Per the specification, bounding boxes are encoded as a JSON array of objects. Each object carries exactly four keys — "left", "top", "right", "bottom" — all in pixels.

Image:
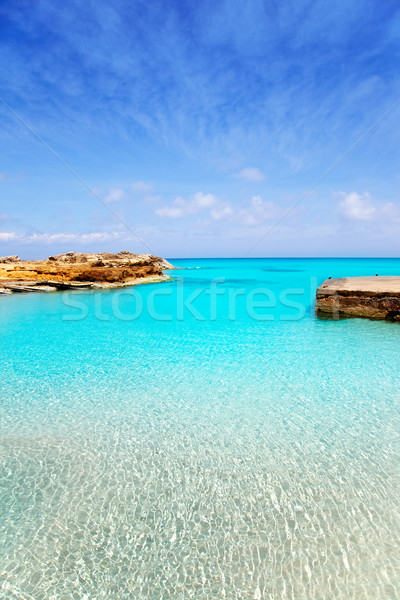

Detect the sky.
[{"left": 0, "top": 0, "right": 400, "bottom": 258}]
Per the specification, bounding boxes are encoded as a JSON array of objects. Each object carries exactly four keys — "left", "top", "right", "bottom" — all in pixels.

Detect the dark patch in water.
[
  {"left": 226, "top": 279, "right": 275, "bottom": 286},
  {"left": 179, "top": 277, "right": 276, "bottom": 287},
  {"left": 180, "top": 278, "right": 218, "bottom": 286},
  {"left": 262, "top": 268, "right": 304, "bottom": 273}
]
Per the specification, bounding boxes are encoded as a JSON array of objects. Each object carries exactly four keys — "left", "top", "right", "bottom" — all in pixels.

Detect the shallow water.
[{"left": 1, "top": 258, "right": 399, "bottom": 599}]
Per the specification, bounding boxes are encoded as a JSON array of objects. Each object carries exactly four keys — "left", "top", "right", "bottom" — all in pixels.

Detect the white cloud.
[
  {"left": 0, "top": 231, "right": 126, "bottom": 244},
  {"left": 0, "top": 232, "right": 19, "bottom": 241},
  {"left": 339, "top": 192, "right": 376, "bottom": 220},
  {"left": 236, "top": 167, "right": 266, "bottom": 182},
  {"left": 380, "top": 202, "right": 400, "bottom": 222},
  {"left": 239, "top": 195, "right": 280, "bottom": 226},
  {"left": 156, "top": 192, "right": 279, "bottom": 226},
  {"left": 190, "top": 192, "right": 218, "bottom": 210},
  {"left": 155, "top": 206, "right": 184, "bottom": 218},
  {"left": 104, "top": 188, "right": 126, "bottom": 203},
  {"left": 210, "top": 203, "right": 233, "bottom": 220},
  {"left": 131, "top": 181, "right": 153, "bottom": 194},
  {"left": 102, "top": 182, "right": 154, "bottom": 203},
  {"left": 155, "top": 192, "right": 220, "bottom": 218},
  {"left": 250, "top": 195, "right": 263, "bottom": 207}
]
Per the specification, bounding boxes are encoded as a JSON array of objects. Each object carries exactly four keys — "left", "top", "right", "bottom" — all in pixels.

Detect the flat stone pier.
[{"left": 316, "top": 276, "right": 400, "bottom": 320}]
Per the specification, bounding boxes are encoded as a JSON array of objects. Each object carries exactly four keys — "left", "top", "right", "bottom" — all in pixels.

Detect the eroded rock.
[
  {"left": 0, "top": 251, "right": 175, "bottom": 293},
  {"left": 0, "top": 255, "right": 20, "bottom": 263},
  {"left": 316, "top": 276, "right": 400, "bottom": 320}
]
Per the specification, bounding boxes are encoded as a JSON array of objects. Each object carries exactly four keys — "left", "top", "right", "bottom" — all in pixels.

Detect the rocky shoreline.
[
  {"left": 0, "top": 251, "right": 175, "bottom": 294},
  {"left": 316, "top": 276, "right": 400, "bottom": 320}
]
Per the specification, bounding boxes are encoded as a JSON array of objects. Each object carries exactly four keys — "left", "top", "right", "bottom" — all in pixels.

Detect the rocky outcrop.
[
  {"left": 0, "top": 255, "right": 20, "bottom": 264},
  {"left": 0, "top": 251, "right": 174, "bottom": 294},
  {"left": 316, "top": 276, "right": 400, "bottom": 320}
]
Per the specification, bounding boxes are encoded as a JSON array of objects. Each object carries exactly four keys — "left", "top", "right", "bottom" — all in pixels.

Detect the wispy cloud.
[
  {"left": 339, "top": 192, "right": 376, "bottom": 221},
  {"left": 0, "top": 232, "right": 19, "bottom": 241},
  {"left": 236, "top": 167, "right": 266, "bottom": 182},
  {"left": 2, "top": 0, "right": 399, "bottom": 169},
  {"left": 155, "top": 192, "right": 221, "bottom": 218},
  {"left": 155, "top": 206, "right": 184, "bottom": 218},
  {"left": 1, "top": 2, "right": 400, "bottom": 256},
  {"left": 238, "top": 195, "right": 281, "bottom": 226},
  {"left": 130, "top": 181, "right": 153, "bottom": 194},
  {"left": 101, "top": 181, "right": 155, "bottom": 202},
  {"left": 210, "top": 203, "right": 233, "bottom": 220},
  {"left": 0, "top": 213, "right": 10, "bottom": 224},
  {"left": 104, "top": 188, "right": 126, "bottom": 203},
  {"left": 0, "top": 231, "right": 127, "bottom": 244},
  {"left": 338, "top": 191, "right": 400, "bottom": 225}
]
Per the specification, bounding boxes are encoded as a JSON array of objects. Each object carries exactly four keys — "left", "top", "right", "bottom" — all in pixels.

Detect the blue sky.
[{"left": 0, "top": 0, "right": 400, "bottom": 258}]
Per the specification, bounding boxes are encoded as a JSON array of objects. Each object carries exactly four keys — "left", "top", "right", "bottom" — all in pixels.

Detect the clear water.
[{"left": 0, "top": 258, "right": 399, "bottom": 599}]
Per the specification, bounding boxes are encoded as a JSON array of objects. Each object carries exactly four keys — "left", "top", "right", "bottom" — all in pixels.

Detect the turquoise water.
[{"left": 1, "top": 258, "right": 399, "bottom": 599}]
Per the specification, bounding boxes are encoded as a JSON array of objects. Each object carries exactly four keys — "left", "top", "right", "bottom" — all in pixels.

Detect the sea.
[{"left": 1, "top": 258, "right": 399, "bottom": 599}]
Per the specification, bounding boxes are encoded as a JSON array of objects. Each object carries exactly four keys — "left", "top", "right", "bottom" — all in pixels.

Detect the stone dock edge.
[{"left": 315, "top": 276, "right": 400, "bottom": 320}]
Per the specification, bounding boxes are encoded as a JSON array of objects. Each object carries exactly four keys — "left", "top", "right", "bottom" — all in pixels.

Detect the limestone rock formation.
[
  {"left": 0, "top": 251, "right": 174, "bottom": 294},
  {"left": 0, "top": 255, "right": 20, "bottom": 263}
]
